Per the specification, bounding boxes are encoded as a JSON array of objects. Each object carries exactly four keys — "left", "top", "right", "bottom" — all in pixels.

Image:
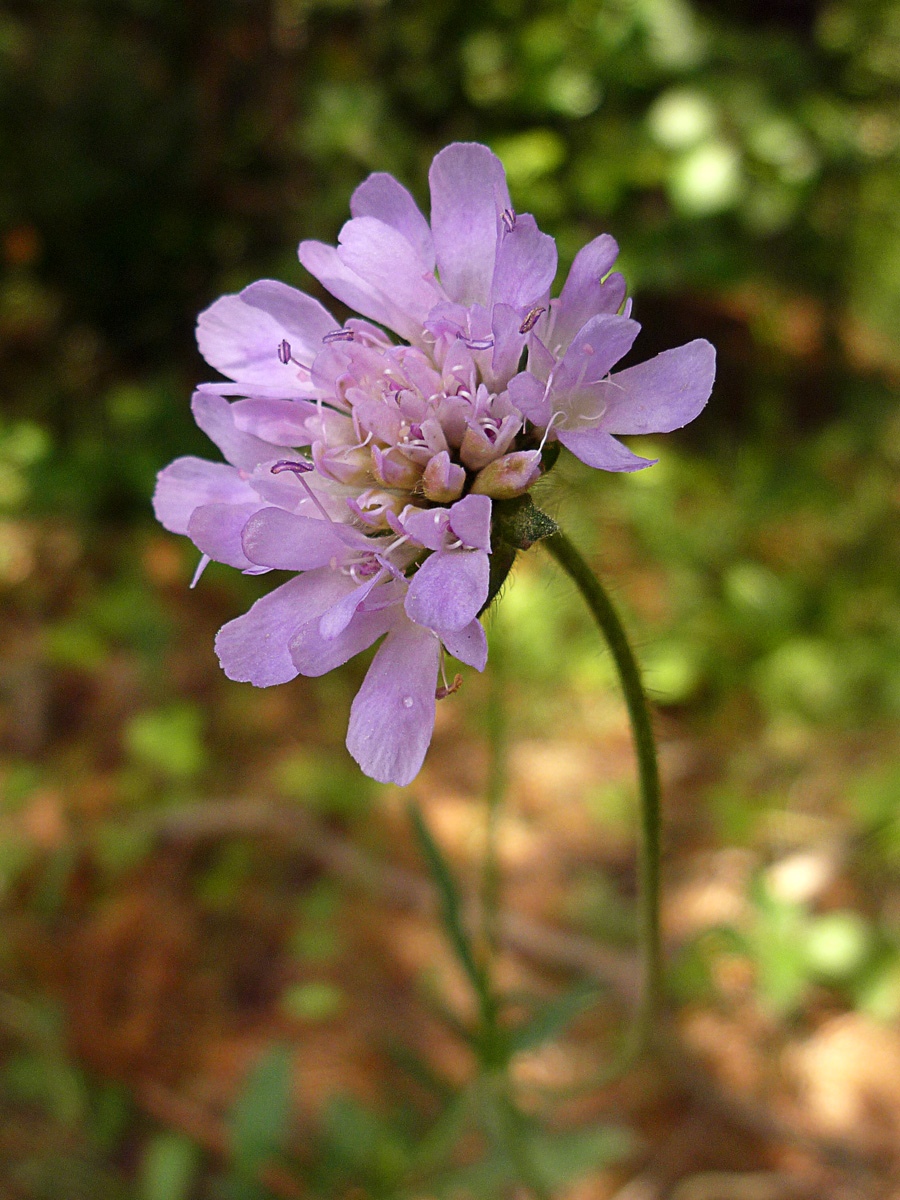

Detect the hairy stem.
[{"left": 544, "top": 530, "right": 663, "bottom": 1044}]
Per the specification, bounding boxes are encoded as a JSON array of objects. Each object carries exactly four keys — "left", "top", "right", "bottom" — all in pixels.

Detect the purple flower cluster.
[{"left": 154, "top": 143, "right": 715, "bottom": 785}]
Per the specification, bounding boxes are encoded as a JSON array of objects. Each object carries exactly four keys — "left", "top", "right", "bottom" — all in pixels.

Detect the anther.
[
  {"left": 519, "top": 306, "right": 545, "bottom": 335},
  {"left": 501, "top": 208, "right": 516, "bottom": 233},
  {"left": 436, "top": 673, "right": 463, "bottom": 700},
  {"left": 323, "top": 328, "right": 354, "bottom": 344},
  {"left": 270, "top": 458, "right": 314, "bottom": 476},
  {"left": 462, "top": 335, "right": 494, "bottom": 351},
  {"left": 275, "top": 340, "right": 312, "bottom": 373}
]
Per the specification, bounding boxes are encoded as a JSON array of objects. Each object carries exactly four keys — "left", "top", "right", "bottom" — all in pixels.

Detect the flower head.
[{"left": 154, "top": 143, "right": 715, "bottom": 785}]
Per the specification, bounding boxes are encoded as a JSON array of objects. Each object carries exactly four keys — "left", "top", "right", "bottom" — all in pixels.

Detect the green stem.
[{"left": 544, "top": 530, "right": 663, "bottom": 1045}]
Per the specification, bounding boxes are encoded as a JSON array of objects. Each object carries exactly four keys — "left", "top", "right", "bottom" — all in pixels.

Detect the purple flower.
[{"left": 153, "top": 142, "right": 715, "bottom": 785}]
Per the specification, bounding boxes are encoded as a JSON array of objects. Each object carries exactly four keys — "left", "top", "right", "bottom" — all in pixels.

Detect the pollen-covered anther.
[
  {"left": 270, "top": 457, "right": 314, "bottom": 476},
  {"left": 519, "top": 306, "right": 545, "bottom": 335},
  {"left": 323, "top": 328, "right": 354, "bottom": 344},
  {"left": 436, "top": 673, "right": 463, "bottom": 700},
  {"left": 471, "top": 450, "right": 542, "bottom": 499},
  {"left": 422, "top": 450, "right": 466, "bottom": 503}
]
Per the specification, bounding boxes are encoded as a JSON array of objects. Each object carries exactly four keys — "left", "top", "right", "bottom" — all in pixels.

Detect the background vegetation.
[{"left": 4, "top": 0, "right": 900, "bottom": 1195}]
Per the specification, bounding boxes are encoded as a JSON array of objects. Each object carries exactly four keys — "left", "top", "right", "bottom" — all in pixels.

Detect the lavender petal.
[{"left": 346, "top": 621, "right": 441, "bottom": 786}]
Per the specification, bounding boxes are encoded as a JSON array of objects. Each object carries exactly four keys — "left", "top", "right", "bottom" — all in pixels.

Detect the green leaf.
[
  {"left": 804, "top": 911, "right": 872, "bottom": 981},
  {"left": 529, "top": 1125, "right": 635, "bottom": 1187},
  {"left": 509, "top": 983, "right": 598, "bottom": 1055},
  {"left": 229, "top": 1044, "right": 294, "bottom": 1176},
  {"left": 408, "top": 1087, "right": 474, "bottom": 1177},
  {"left": 320, "top": 1096, "right": 411, "bottom": 1185},
  {"left": 280, "top": 981, "right": 344, "bottom": 1022},
  {"left": 139, "top": 1133, "right": 200, "bottom": 1200},
  {"left": 124, "top": 704, "right": 206, "bottom": 780}
]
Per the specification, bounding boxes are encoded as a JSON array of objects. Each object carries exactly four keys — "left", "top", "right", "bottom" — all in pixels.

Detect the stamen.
[
  {"left": 270, "top": 458, "right": 314, "bottom": 475},
  {"left": 461, "top": 335, "right": 494, "bottom": 351},
  {"left": 323, "top": 328, "right": 354, "bottom": 344},
  {"left": 436, "top": 674, "right": 463, "bottom": 700},
  {"left": 573, "top": 342, "right": 596, "bottom": 393},
  {"left": 519, "top": 306, "right": 545, "bottom": 335},
  {"left": 538, "top": 410, "right": 566, "bottom": 452},
  {"left": 344, "top": 554, "right": 382, "bottom": 582},
  {"left": 276, "top": 339, "right": 313, "bottom": 373},
  {"left": 271, "top": 460, "right": 338, "bottom": 524},
  {"left": 501, "top": 208, "right": 516, "bottom": 233},
  {"left": 477, "top": 415, "right": 502, "bottom": 441}
]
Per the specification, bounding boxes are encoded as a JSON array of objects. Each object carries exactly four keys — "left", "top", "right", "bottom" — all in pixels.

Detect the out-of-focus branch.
[{"left": 147, "top": 797, "right": 642, "bottom": 1002}]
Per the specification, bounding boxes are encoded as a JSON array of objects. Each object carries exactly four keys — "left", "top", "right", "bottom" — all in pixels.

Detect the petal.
[
  {"left": 346, "top": 620, "right": 441, "bottom": 785},
  {"left": 551, "top": 234, "right": 623, "bottom": 350},
  {"left": 557, "top": 427, "right": 657, "bottom": 472},
  {"left": 196, "top": 380, "right": 320, "bottom": 399},
  {"left": 196, "top": 283, "right": 331, "bottom": 387},
  {"left": 441, "top": 619, "right": 487, "bottom": 670},
  {"left": 487, "top": 303, "right": 526, "bottom": 391},
  {"left": 214, "top": 569, "right": 351, "bottom": 687},
  {"left": 241, "top": 506, "right": 355, "bottom": 570},
  {"left": 188, "top": 501, "right": 263, "bottom": 569},
  {"left": 429, "top": 143, "right": 511, "bottom": 307},
  {"left": 290, "top": 597, "right": 395, "bottom": 677},
  {"left": 318, "top": 573, "right": 383, "bottom": 641},
  {"left": 507, "top": 371, "right": 551, "bottom": 426},
  {"left": 231, "top": 398, "right": 318, "bottom": 445},
  {"left": 298, "top": 239, "right": 421, "bottom": 343},
  {"left": 600, "top": 339, "right": 716, "bottom": 435},
  {"left": 350, "top": 172, "right": 435, "bottom": 271},
  {"left": 554, "top": 314, "right": 640, "bottom": 393},
  {"left": 400, "top": 505, "right": 450, "bottom": 552},
  {"left": 240, "top": 279, "right": 336, "bottom": 356},
  {"left": 405, "top": 547, "right": 489, "bottom": 632},
  {"left": 152, "top": 456, "right": 257, "bottom": 535},
  {"left": 337, "top": 216, "right": 443, "bottom": 326},
  {"left": 448, "top": 493, "right": 491, "bottom": 551},
  {"left": 491, "top": 213, "right": 557, "bottom": 311},
  {"left": 191, "top": 391, "right": 287, "bottom": 470}
]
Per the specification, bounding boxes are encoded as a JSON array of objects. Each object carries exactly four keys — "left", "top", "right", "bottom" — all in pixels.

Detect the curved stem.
[{"left": 544, "top": 530, "right": 663, "bottom": 1045}]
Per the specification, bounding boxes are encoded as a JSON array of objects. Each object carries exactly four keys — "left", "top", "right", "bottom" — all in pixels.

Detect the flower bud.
[
  {"left": 458, "top": 415, "right": 520, "bottom": 471},
  {"left": 422, "top": 451, "right": 466, "bottom": 502},
  {"left": 371, "top": 445, "right": 422, "bottom": 490},
  {"left": 470, "top": 450, "right": 541, "bottom": 499},
  {"left": 312, "top": 441, "right": 372, "bottom": 486}
]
